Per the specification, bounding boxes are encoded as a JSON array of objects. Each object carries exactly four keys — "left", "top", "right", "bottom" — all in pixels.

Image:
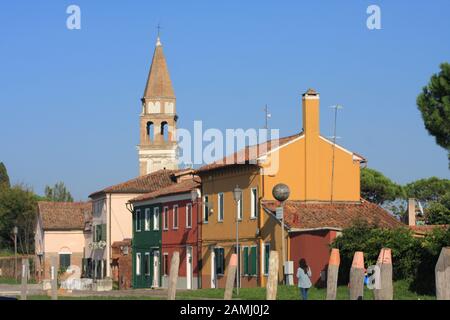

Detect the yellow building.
[{"left": 196, "top": 89, "right": 401, "bottom": 288}]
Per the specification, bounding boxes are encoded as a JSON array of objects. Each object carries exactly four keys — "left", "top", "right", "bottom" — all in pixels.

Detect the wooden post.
[
  {"left": 224, "top": 254, "right": 238, "bottom": 300},
  {"left": 167, "top": 251, "right": 180, "bottom": 300},
  {"left": 374, "top": 248, "right": 393, "bottom": 300},
  {"left": 266, "top": 250, "right": 279, "bottom": 300},
  {"left": 326, "top": 248, "right": 340, "bottom": 300},
  {"left": 435, "top": 247, "right": 450, "bottom": 300},
  {"left": 349, "top": 251, "right": 364, "bottom": 300},
  {"left": 51, "top": 256, "right": 58, "bottom": 300},
  {"left": 20, "top": 258, "right": 29, "bottom": 300}
]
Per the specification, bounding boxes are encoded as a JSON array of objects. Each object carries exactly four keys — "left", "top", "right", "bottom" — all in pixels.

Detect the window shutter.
[
  {"left": 243, "top": 247, "right": 248, "bottom": 275},
  {"left": 250, "top": 247, "right": 257, "bottom": 276},
  {"left": 101, "top": 224, "right": 107, "bottom": 241},
  {"left": 265, "top": 245, "right": 270, "bottom": 275}
]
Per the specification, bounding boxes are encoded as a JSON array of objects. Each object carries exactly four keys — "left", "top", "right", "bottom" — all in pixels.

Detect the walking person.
[{"left": 297, "top": 259, "right": 312, "bottom": 300}]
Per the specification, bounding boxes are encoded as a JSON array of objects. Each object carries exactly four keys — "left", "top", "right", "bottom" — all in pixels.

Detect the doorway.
[{"left": 152, "top": 250, "right": 160, "bottom": 288}]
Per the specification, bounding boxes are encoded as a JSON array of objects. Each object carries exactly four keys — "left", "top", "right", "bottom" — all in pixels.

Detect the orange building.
[{"left": 196, "top": 89, "right": 402, "bottom": 288}]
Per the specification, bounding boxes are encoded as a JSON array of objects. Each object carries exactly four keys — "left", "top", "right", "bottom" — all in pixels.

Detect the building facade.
[
  {"left": 130, "top": 172, "right": 201, "bottom": 289},
  {"left": 35, "top": 202, "right": 92, "bottom": 282},
  {"left": 87, "top": 169, "right": 179, "bottom": 281}
]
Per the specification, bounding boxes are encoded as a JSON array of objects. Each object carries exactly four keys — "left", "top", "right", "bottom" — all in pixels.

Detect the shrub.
[{"left": 331, "top": 220, "right": 421, "bottom": 285}]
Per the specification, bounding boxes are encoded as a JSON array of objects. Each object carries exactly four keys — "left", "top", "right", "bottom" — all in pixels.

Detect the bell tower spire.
[{"left": 138, "top": 33, "right": 178, "bottom": 176}]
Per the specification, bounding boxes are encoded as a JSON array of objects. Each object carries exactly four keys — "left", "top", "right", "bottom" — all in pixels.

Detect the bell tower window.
[
  {"left": 161, "top": 121, "right": 169, "bottom": 141},
  {"left": 147, "top": 121, "right": 154, "bottom": 142}
]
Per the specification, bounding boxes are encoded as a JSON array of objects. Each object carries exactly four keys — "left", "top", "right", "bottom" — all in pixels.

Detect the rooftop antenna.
[
  {"left": 330, "top": 104, "right": 343, "bottom": 204},
  {"left": 264, "top": 104, "right": 271, "bottom": 130}
]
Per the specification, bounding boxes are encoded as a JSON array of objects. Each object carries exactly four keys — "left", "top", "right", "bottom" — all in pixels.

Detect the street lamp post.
[
  {"left": 233, "top": 185, "right": 242, "bottom": 296},
  {"left": 13, "top": 226, "right": 18, "bottom": 281},
  {"left": 272, "top": 184, "right": 290, "bottom": 284}
]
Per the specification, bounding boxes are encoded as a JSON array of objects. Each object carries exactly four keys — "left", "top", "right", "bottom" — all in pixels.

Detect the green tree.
[
  {"left": 360, "top": 167, "right": 404, "bottom": 205},
  {"left": 405, "top": 177, "right": 450, "bottom": 224},
  {"left": 417, "top": 62, "right": 450, "bottom": 168},
  {"left": 405, "top": 177, "right": 450, "bottom": 202},
  {"left": 44, "top": 181, "right": 73, "bottom": 202},
  {"left": 0, "top": 184, "right": 38, "bottom": 254},
  {"left": 331, "top": 220, "right": 420, "bottom": 284},
  {"left": 0, "top": 162, "right": 10, "bottom": 189}
]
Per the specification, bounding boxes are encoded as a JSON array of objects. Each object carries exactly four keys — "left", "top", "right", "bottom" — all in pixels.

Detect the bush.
[
  {"left": 332, "top": 221, "right": 450, "bottom": 294},
  {"left": 331, "top": 220, "right": 421, "bottom": 284},
  {"left": 411, "top": 227, "right": 450, "bottom": 294}
]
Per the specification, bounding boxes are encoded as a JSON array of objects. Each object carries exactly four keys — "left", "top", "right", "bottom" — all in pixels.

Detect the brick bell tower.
[{"left": 138, "top": 35, "right": 178, "bottom": 175}]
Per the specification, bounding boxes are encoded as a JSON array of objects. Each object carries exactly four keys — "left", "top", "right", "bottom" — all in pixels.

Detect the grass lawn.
[
  {"left": 19, "top": 280, "right": 434, "bottom": 300},
  {"left": 0, "top": 277, "right": 36, "bottom": 285}
]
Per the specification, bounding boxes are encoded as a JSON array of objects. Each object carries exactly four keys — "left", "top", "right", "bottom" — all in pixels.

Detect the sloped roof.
[
  {"left": 89, "top": 169, "right": 179, "bottom": 198},
  {"left": 196, "top": 133, "right": 303, "bottom": 174},
  {"left": 38, "top": 201, "right": 92, "bottom": 231},
  {"left": 143, "top": 37, "right": 175, "bottom": 99},
  {"left": 262, "top": 199, "right": 403, "bottom": 231},
  {"left": 130, "top": 177, "right": 201, "bottom": 203}
]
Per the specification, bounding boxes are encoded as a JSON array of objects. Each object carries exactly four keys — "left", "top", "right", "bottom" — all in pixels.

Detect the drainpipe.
[
  {"left": 106, "top": 193, "right": 112, "bottom": 278},
  {"left": 259, "top": 171, "right": 264, "bottom": 287}
]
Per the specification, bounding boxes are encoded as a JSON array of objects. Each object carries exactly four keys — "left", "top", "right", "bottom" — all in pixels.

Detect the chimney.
[
  {"left": 407, "top": 198, "right": 416, "bottom": 226},
  {"left": 302, "top": 88, "right": 320, "bottom": 137},
  {"left": 303, "top": 89, "right": 320, "bottom": 200}
]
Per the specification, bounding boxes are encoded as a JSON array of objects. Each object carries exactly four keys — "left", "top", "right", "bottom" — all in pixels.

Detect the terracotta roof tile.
[
  {"left": 262, "top": 199, "right": 403, "bottom": 230},
  {"left": 130, "top": 177, "right": 201, "bottom": 203},
  {"left": 89, "top": 169, "right": 180, "bottom": 198},
  {"left": 38, "top": 201, "right": 92, "bottom": 231},
  {"left": 196, "top": 133, "right": 303, "bottom": 173}
]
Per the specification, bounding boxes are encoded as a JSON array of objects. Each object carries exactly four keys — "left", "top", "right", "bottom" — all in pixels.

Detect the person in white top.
[{"left": 296, "top": 259, "right": 312, "bottom": 300}]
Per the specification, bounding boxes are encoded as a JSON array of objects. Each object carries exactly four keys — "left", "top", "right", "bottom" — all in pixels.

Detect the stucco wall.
[{"left": 44, "top": 231, "right": 85, "bottom": 254}]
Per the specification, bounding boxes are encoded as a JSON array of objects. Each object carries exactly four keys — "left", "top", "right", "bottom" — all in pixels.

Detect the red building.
[{"left": 131, "top": 171, "right": 202, "bottom": 289}]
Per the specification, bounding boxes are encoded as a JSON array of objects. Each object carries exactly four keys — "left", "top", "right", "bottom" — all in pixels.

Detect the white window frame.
[
  {"left": 136, "top": 209, "right": 141, "bottom": 232},
  {"left": 203, "top": 195, "right": 209, "bottom": 223},
  {"left": 144, "top": 208, "right": 150, "bottom": 231},
  {"left": 153, "top": 207, "right": 160, "bottom": 231},
  {"left": 136, "top": 252, "right": 141, "bottom": 275},
  {"left": 163, "top": 206, "right": 169, "bottom": 231},
  {"left": 186, "top": 203, "right": 192, "bottom": 228},
  {"left": 173, "top": 205, "right": 179, "bottom": 229},
  {"left": 250, "top": 187, "right": 258, "bottom": 219},
  {"left": 144, "top": 252, "right": 151, "bottom": 275},
  {"left": 218, "top": 193, "right": 224, "bottom": 222}
]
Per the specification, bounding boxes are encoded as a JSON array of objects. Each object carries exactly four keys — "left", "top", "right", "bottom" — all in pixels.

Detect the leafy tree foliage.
[
  {"left": 360, "top": 168, "right": 404, "bottom": 205},
  {"left": 405, "top": 177, "right": 450, "bottom": 202},
  {"left": 0, "top": 162, "right": 10, "bottom": 189},
  {"left": 0, "top": 184, "right": 38, "bottom": 254},
  {"left": 417, "top": 62, "right": 450, "bottom": 167},
  {"left": 331, "top": 220, "right": 420, "bottom": 284},
  {"left": 405, "top": 177, "right": 450, "bottom": 225},
  {"left": 332, "top": 222, "right": 450, "bottom": 294},
  {"left": 44, "top": 181, "right": 73, "bottom": 202}
]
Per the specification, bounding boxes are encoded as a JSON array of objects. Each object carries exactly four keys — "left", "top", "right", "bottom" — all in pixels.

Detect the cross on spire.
[{"left": 157, "top": 23, "right": 162, "bottom": 37}]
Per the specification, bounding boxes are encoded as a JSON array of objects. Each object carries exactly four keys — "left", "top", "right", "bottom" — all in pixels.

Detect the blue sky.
[{"left": 0, "top": 1, "right": 449, "bottom": 200}]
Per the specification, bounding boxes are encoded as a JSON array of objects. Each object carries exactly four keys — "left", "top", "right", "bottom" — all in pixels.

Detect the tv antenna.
[{"left": 330, "top": 104, "right": 343, "bottom": 203}]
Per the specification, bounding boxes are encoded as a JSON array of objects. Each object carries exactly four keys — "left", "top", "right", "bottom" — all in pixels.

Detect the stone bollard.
[
  {"left": 266, "top": 251, "right": 279, "bottom": 300},
  {"left": 224, "top": 254, "right": 238, "bottom": 300},
  {"left": 374, "top": 248, "right": 393, "bottom": 300},
  {"left": 435, "top": 247, "right": 450, "bottom": 300},
  {"left": 20, "top": 258, "right": 29, "bottom": 300},
  {"left": 167, "top": 251, "right": 180, "bottom": 300},
  {"left": 51, "top": 256, "right": 58, "bottom": 300},
  {"left": 349, "top": 251, "right": 364, "bottom": 300},
  {"left": 326, "top": 248, "right": 340, "bottom": 300}
]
